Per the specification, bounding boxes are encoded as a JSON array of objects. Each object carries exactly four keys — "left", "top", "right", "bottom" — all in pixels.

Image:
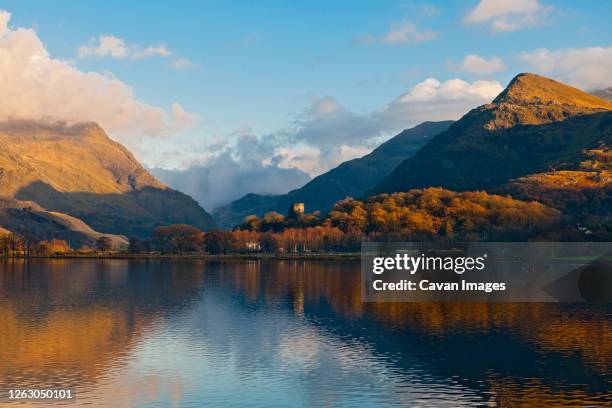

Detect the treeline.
[
  {"left": 0, "top": 233, "right": 72, "bottom": 257},
  {"left": 123, "top": 188, "right": 563, "bottom": 255},
  {"left": 238, "top": 187, "right": 560, "bottom": 240},
  {"left": 0, "top": 188, "right": 566, "bottom": 256},
  {"left": 126, "top": 224, "right": 357, "bottom": 255}
]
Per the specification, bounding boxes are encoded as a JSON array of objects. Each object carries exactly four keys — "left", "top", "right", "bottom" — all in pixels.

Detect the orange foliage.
[{"left": 327, "top": 188, "right": 560, "bottom": 241}]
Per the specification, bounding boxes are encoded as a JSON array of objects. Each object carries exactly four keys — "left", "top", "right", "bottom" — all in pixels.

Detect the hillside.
[
  {"left": 371, "top": 73, "right": 612, "bottom": 195},
  {"left": 0, "top": 198, "right": 127, "bottom": 248},
  {"left": 214, "top": 121, "right": 453, "bottom": 227},
  {"left": 0, "top": 120, "right": 215, "bottom": 237},
  {"left": 500, "top": 148, "right": 612, "bottom": 216}
]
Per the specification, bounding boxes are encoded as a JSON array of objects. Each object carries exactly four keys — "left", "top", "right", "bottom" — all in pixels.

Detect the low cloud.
[
  {"left": 457, "top": 54, "right": 506, "bottom": 74},
  {"left": 0, "top": 10, "right": 197, "bottom": 146},
  {"left": 78, "top": 35, "right": 172, "bottom": 59},
  {"left": 284, "top": 96, "right": 381, "bottom": 150},
  {"left": 520, "top": 46, "right": 612, "bottom": 90},
  {"left": 465, "top": 0, "right": 552, "bottom": 32},
  {"left": 354, "top": 20, "right": 437, "bottom": 45},
  {"left": 152, "top": 134, "right": 311, "bottom": 211}
]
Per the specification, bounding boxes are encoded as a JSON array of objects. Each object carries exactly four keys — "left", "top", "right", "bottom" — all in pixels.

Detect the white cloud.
[
  {"left": 275, "top": 78, "right": 502, "bottom": 176},
  {"left": 458, "top": 54, "right": 506, "bottom": 74},
  {"left": 378, "top": 78, "right": 503, "bottom": 128},
  {"left": 78, "top": 35, "right": 127, "bottom": 58},
  {"left": 170, "top": 102, "right": 200, "bottom": 129},
  {"left": 132, "top": 45, "right": 172, "bottom": 59},
  {"left": 355, "top": 20, "right": 437, "bottom": 45},
  {"left": 466, "top": 0, "right": 552, "bottom": 32},
  {"left": 169, "top": 57, "right": 194, "bottom": 69},
  {"left": 0, "top": 10, "right": 197, "bottom": 143},
  {"left": 395, "top": 78, "right": 502, "bottom": 103},
  {"left": 520, "top": 46, "right": 612, "bottom": 90},
  {"left": 79, "top": 35, "right": 172, "bottom": 59}
]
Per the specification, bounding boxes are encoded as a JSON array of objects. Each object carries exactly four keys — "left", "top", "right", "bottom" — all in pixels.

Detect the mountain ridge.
[{"left": 371, "top": 73, "right": 612, "bottom": 195}]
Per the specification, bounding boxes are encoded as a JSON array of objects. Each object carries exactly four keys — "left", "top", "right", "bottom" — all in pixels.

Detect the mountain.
[
  {"left": 371, "top": 73, "right": 612, "bottom": 195},
  {"left": 0, "top": 120, "right": 215, "bottom": 238},
  {"left": 0, "top": 198, "right": 127, "bottom": 248},
  {"left": 213, "top": 121, "right": 453, "bottom": 227}
]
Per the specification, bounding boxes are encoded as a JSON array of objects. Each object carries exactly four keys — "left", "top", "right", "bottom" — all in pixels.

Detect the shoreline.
[{"left": 0, "top": 253, "right": 361, "bottom": 261}]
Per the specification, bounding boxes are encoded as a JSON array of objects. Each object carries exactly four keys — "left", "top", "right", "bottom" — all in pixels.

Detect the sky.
[{"left": 1, "top": 0, "right": 611, "bottom": 210}]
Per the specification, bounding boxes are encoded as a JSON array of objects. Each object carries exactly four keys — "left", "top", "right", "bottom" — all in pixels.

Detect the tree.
[
  {"left": 96, "top": 236, "right": 113, "bottom": 253},
  {"left": 152, "top": 226, "right": 172, "bottom": 253},
  {"left": 203, "top": 230, "right": 235, "bottom": 254},
  {"left": 7, "top": 233, "right": 23, "bottom": 257},
  {"left": 239, "top": 215, "right": 262, "bottom": 231},
  {"left": 260, "top": 212, "right": 286, "bottom": 232},
  {"left": 231, "top": 230, "right": 261, "bottom": 252},
  {"left": 259, "top": 232, "right": 279, "bottom": 253},
  {"left": 22, "top": 234, "right": 37, "bottom": 257},
  {"left": 150, "top": 225, "right": 203, "bottom": 254},
  {"left": 128, "top": 236, "right": 143, "bottom": 254},
  {"left": 166, "top": 224, "right": 203, "bottom": 254},
  {"left": 0, "top": 235, "right": 10, "bottom": 256}
]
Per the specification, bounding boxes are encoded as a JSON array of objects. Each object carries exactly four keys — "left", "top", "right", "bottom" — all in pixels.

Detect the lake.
[{"left": 0, "top": 259, "right": 610, "bottom": 407}]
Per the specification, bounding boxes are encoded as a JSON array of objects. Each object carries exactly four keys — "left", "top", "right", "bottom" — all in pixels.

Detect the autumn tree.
[
  {"left": 327, "top": 198, "right": 368, "bottom": 233},
  {"left": 168, "top": 224, "right": 203, "bottom": 254},
  {"left": 239, "top": 215, "right": 262, "bottom": 231},
  {"left": 260, "top": 212, "right": 286, "bottom": 232},
  {"left": 231, "top": 230, "right": 261, "bottom": 252},
  {"left": 259, "top": 232, "right": 279, "bottom": 253},
  {"left": 7, "top": 233, "right": 23, "bottom": 257},
  {"left": 39, "top": 239, "right": 71, "bottom": 255},
  {"left": 22, "top": 234, "right": 37, "bottom": 257},
  {"left": 203, "top": 230, "right": 235, "bottom": 254},
  {"left": 152, "top": 226, "right": 172, "bottom": 253}
]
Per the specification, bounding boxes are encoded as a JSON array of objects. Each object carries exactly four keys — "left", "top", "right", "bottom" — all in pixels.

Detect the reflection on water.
[{"left": 0, "top": 259, "right": 610, "bottom": 407}]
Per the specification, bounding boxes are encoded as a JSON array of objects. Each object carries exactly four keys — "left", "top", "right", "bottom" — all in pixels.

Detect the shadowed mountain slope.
[
  {"left": 0, "top": 198, "right": 127, "bottom": 247},
  {"left": 0, "top": 120, "right": 215, "bottom": 237}
]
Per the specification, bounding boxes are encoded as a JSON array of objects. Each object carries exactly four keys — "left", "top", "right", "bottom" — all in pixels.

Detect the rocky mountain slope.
[
  {"left": 213, "top": 121, "right": 453, "bottom": 227},
  {"left": 0, "top": 120, "right": 215, "bottom": 238},
  {"left": 371, "top": 73, "right": 612, "bottom": 195}
]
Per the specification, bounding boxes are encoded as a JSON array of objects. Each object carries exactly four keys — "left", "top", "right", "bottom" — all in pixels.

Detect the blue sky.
[{"left": 1, "top": 0, "right": 611, "bottom": 209}]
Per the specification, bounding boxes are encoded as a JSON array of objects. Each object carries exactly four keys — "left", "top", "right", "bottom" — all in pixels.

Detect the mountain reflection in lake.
[{"left": 0, "top": 259, "right": 610, "bottom": 407}]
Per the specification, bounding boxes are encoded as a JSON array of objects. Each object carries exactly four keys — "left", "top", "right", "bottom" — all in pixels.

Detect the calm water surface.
[{"left": 0, "top": 259, "right": 610, "bottom": 407}]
